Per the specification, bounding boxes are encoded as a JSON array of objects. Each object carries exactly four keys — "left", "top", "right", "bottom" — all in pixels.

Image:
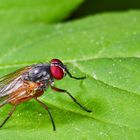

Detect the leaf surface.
[{"left": 0, "top": 10, "right": 140, "bottom": 140}]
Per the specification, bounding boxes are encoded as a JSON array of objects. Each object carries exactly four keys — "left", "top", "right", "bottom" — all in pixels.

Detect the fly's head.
[
  {"left": 50, "top": 59, "right": 66, "bottom": 80},
  {"left": 50, "top": 58, "right": 86, "bottom": 80}
]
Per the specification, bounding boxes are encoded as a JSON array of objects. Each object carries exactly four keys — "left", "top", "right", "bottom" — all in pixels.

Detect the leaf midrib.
[{"left": 0, "top": 57, "right": 139, "bottom": 96}]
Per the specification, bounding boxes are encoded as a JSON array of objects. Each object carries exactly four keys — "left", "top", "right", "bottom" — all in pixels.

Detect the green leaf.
[
  {"left": 0, "top": 10, "right": 140, "bottom": 140},
  {"left": 0, "top": 0, "right": 83, "bottom": 25}
]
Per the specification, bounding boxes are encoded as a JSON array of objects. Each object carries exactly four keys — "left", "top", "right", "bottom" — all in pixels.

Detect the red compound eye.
[
  {"left": 50, "top": 59, "right": 65, "bottom": 80},
  {"left": 50, "top": 65, "right": 64, "bottom": 80}
]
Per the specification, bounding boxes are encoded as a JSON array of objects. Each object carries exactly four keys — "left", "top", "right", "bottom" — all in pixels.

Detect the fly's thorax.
[{"left": 23, "top": 63, "right": 53, "bottom": 85}]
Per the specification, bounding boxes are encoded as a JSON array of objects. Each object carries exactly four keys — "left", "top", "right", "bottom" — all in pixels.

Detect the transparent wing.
[{"left": 0, "top": 66, "right": 31, "bottom": 101}]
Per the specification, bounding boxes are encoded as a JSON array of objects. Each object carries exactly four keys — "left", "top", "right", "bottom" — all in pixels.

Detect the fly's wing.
[
  {"left": 0, "top": 66, "right": 32, "bottom": 104},
  {"left": 0, "top": 66, "right": 31, "bottom": 85}
]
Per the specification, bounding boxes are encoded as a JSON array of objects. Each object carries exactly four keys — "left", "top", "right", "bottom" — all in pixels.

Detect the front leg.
[{"left": 51, "top": 86, "right": 91, "bottom": 112}]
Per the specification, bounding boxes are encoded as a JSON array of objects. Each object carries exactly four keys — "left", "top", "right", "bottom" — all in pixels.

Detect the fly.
[{"left": 0, "top": 59, "right": 91, "bottom": 130}]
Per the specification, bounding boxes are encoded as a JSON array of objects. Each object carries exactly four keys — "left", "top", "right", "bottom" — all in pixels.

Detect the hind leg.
[{"left": 0, "top": 105, "right": 17, "bottom": 128}]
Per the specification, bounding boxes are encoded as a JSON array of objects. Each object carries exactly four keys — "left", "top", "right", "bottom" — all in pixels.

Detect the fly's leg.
[
  {"left": 34, "top": 98, "right": 56, "bottom": 131},
  {"left": 65, "top": 67, "right": 86, "bottom": 80},
  {"left": 51, "top": 86, "right": 92, "bottom": 113},
  {"left": 0, "top": 105, "right": 17, "bottom": 128}
]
